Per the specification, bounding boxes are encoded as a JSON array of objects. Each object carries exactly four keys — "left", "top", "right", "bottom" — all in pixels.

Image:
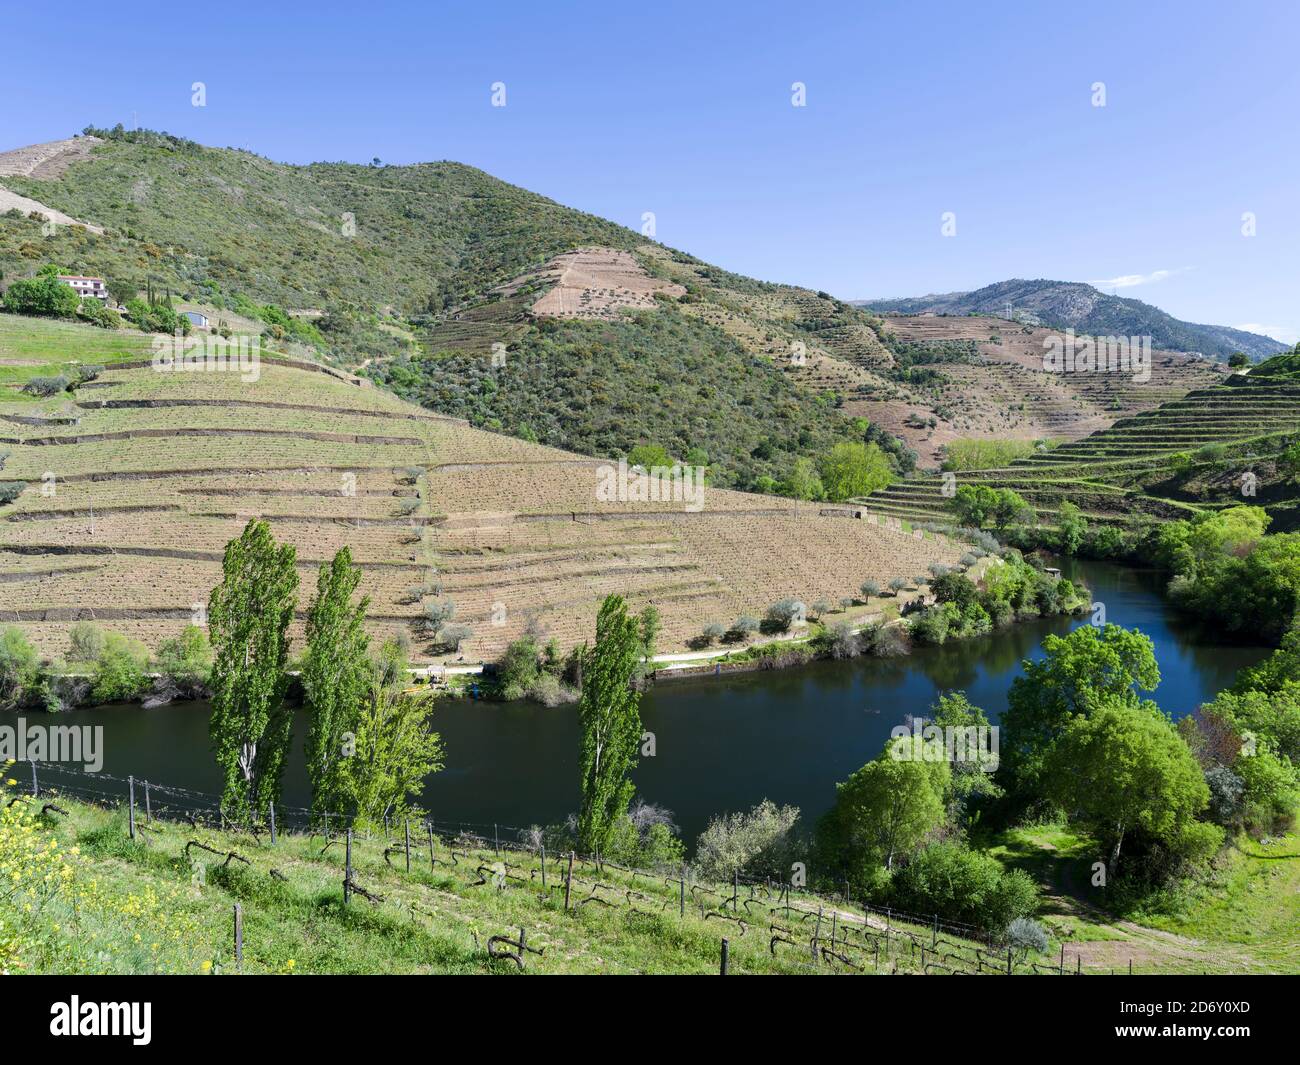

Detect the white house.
[
  {"left": 57, "top": 275, "right": 108, "bottom": 301},
  {"left": 182, "top": 311, "right": 210, "bottom": 328}
]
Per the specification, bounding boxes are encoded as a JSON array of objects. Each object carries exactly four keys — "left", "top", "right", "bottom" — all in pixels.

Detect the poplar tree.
[
  {"left": 341, "top": 638, "right": 444, "bottom": 830},
  {"left": 208, "top": 519, "right": 299, "bottom": 824},
  {"left": 302, "top": 546, "right": 370, "bottom": 822},
  {"left": 577, "top": 595, "right": 643, "bottom": 854}
]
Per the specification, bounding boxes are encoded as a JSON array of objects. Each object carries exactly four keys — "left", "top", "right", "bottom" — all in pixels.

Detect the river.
[{"left": 33, "top": 560, "right": 1270, "bottom": 847}]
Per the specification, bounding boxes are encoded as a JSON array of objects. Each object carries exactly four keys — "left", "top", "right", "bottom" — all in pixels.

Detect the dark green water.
[{"left": 39, "top": 560, "right": 1269, "bottom": 845}]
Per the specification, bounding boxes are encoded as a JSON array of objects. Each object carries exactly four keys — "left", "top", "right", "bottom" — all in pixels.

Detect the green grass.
[
  {"left": 4, "top": 788, "right": 1026, "bottom": 976},
  {"left": 1136, "top": 830, "right": 1300, "bottom": 972},
  {"left": 0, "top": 314, "right": 157, "bottom": 398},
  {"left": 983, "top": 821, "right": 1300, "bottom": 974}
]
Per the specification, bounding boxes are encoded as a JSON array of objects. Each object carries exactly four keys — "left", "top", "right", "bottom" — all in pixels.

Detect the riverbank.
[{"left": 31, "top": 560, "right": 1267, "bottom": 846}]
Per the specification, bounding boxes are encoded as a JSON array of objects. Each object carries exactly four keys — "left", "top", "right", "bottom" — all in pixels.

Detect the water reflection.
[{"left": 43, "top": 561, "right": 1269, "bottom": 849}]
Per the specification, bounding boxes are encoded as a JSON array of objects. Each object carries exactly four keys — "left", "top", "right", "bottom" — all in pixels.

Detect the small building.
[
  {"left": 57, "top": 275, "right": 108, "bottom": 301},
  {"left": 182, "top": 311, "right": 210, "bottom": 328}
]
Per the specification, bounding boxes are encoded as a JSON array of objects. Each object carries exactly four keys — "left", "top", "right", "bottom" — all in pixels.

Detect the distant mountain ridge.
[{"left": 857, "top": 279, "right": 1287, "bottom": 361}]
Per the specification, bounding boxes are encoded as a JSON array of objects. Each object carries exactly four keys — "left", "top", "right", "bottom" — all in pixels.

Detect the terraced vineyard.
[
  {"left": 856, "top": 371, "right": 1300, "bottom": 530},
  {"left": 0, "top": 313, "right": 964, "bottom": 664},
  {"left": 862, "top": 315, "right": 1226, "bottom": 465}
]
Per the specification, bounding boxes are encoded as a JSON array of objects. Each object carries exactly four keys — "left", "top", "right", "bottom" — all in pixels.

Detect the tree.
[
  {"left": 637, "top": 604, "right": 662, "bottom": 664},
  {"left": 76, "top": 298, "right": 119, "bottom": 329},
  {"left": 627, "top": 443, "right": 672, "bottom": 469},
  {"left": 577, "top": 595, "right": 644, "bottom": 855},
  {"left": 341, "top": 639, "right": 444, "bottom": 829},
  {"left": 779, "top": 457, "right": 824, "bottom": 501},
  {"left": 764, "top": 597, "right": 804, "bottom": 633},
  {"left": 2, "top": 273, "right": 79, "bottom": 318},
  {"left": 153, "top": 625, "right": 213, "bottom": 697},
  {"left": 950, "top": 484, "right": 1033, "bottom": 532},
  {"left": 818, "top": 735, "right": 950, "bottom": 880},
  {"left": 207, "top": 519, "right": 299, "bottom": 824},
  {"left": 1228, "top": 351, "right": 1249, "bottom": 368},
  {"left": 302, "top": 547, "right": 371, "bottom": 822},
  {"left": 929, "top": 691, "right": 1002, "bottom": 809},
  {"left": 90, "top": 632, "right": 151, "bottom": 703},
  {"left": 991, "top": 489, "right": 1034, "bottom": 533},
  {"left": 931, "top": 571, "right": 978, "bottom": 611},
  {"left": 105, "top": 277, "right": 138, "bottom": 306},
  {"left": 1184, "top": 506, "right": 1270, "bottom": 566},
  {"left": 422, "top": 598, "right": 455, "bottom": 639},
  {"left": 1044, "top": 702, "right": 1210, "bottom": 873},
  {"left": 1279, "top": 442, "right": 1300, "bottom": 483},
  {"left": 68, "top": 621, "right": 106, "bottom": 664},
  {"left": 1057, "top": 501, "right": 1087, "bottom": 555},
  {"left": 497, "top": 635, "right": 542, "bottom": 699},
  {"left": 1001, "top": 623, "right": 1161, "bottom": 796},
  {"left": 693, "top": 800, "right": 800, "bottom": 881},
  {"left": 440, "top": 623, "right": 473, "bottom": 652},
  {"left": 0, "top": 626, "right": 39, "bottom": 710},
  {"left": 818, "top": 441, "right": 893, "bottom": 502}
]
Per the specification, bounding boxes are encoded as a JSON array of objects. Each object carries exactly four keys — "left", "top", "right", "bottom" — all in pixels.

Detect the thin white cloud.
[
  {"left": 1088, "top": 267, "right": 1188, "bottom": 290},
  {"left": 1235, "top": 323, "right": 1299, "bottom": 345}
]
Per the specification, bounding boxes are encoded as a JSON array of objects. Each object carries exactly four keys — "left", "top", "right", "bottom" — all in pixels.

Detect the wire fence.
[{"left": 13, "top": 758, "right": 1114, "bottom": 976}]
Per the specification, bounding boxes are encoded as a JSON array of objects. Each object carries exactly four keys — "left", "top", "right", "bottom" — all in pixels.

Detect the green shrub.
[
  {"left": 693, "top": 799, "right": 800, "bottom": 881},
  {"left": 22, "top": 375, "right": 70, "bottom": 397},
  {"left": 90, "top": 632, "right": 152, "bottom": 703},
  {"left": 496, "top": 635, "right": 541, "bottom": 699},
  {"left": 888, "top": 842, "right": 1038, "bottom": 933},
  {"left": 0, "top": 626, "right": 40, "bottom": 709},
  {"left": 762, "top": 598, "right": 805, "bottom": 634},
  {"left": 76, "top": 298, "right": 120, "bottom": 329},
  {"left": 153, "top": 625, "right": 213, "bottom": 693},
  {"left": 68, "top": 621, "right": 106, "bottom": 665},
  {"left": 2, "top": 273, "right": 80, "bottom": 318}
]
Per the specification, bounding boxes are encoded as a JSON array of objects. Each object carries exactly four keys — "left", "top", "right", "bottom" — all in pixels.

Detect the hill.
[
  {"left": 0, "top": 313, "right": 965, "bottom": 664},
  {"left": 862, "top": 313, "right": 1224, "bottom": 465},
  {"left": 3, "top": 130, "right": 1222, "bottom": 483},
  {"left": 856, "top": 368, "right": 1300, "bottom": 533},
  {"left": 0, "top": 129, "right": 905, "bottom": 492},
  {"left": 859, "top": 279, "right": 1287, "bottom": 362}
]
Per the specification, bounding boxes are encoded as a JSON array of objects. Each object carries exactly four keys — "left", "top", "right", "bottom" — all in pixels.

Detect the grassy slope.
[
  {"left": 0, "top": 132, "right": 906, "bottom": 486},
  {"left": 8, "top": 789, "right": 1022, "bottom": 976},
  {"left": 987, "top": 823, "right": 1300, "bottom": 974},
  {"left": 0, "top": 316, "right": 156, "bottom": 396},
  {"left": 12, "top": 788, "right": 1291, "bottom": 975}
]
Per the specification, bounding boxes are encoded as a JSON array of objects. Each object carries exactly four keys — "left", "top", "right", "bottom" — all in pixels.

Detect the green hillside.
[
  {"left": 6, "top": 780, "right": 1039, "bottom": 976},
  {"left": 0, "top": 128, "right": 908, "bottom": 490}
]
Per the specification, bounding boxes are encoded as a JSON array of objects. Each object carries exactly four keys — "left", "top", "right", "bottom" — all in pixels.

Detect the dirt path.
[
  {"left": 0, "top": 136, "right": 105, "bottom": 233},
  {"left": 1043, "top": 844, "right": 1258, "bottom": 974}
]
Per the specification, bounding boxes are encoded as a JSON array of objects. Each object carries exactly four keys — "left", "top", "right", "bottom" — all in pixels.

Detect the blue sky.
[{"left": 4, "top": 0, "right": 1297, "bottom": 341}]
